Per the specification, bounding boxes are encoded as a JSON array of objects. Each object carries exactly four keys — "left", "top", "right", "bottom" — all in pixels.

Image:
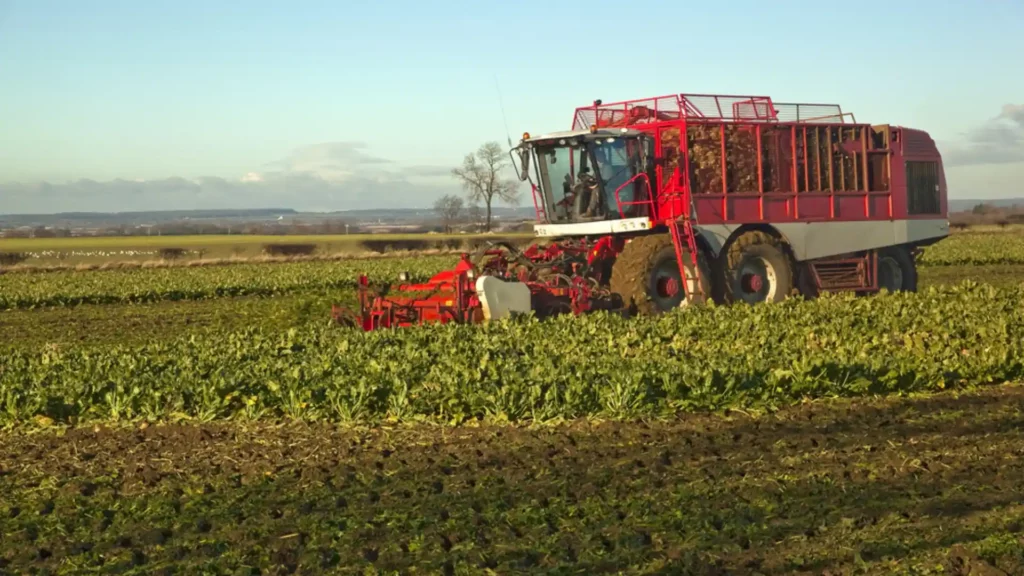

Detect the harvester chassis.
[{"left": 331, "top": 226, "right": 935, "bottom": 331}]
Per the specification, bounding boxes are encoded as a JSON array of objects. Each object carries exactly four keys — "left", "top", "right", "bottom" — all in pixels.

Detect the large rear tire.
[
  {"left": 610, "top": 234, "right": 710, "bottom": 316},
  {"left": 719, "top": 231, "right": 794, "bottom": 304},
  {"left": 877, "top": 246, "right": 917, "bottom": 292}
]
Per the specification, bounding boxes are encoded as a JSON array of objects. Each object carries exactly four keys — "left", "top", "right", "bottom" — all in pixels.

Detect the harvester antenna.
[{"left": 494, "top": 74, "right": 513, "bottom": 148}]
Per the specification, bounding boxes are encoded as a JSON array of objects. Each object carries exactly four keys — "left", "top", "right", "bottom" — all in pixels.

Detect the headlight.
[{"left": 398, "top": 271, "right": 410, "bottom": 282}]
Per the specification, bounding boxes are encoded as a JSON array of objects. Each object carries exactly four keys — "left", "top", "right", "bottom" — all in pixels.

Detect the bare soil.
[{"left": 1, "top": 385, "right": 1022, "bottom": 574}]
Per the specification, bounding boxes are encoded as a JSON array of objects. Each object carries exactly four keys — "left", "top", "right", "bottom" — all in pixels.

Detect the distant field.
[
  {"left": 4, "top": 226, "right": 1024, "bottom": 269},
  {"left": 0, "top": 233, "right": 537, "bottom": 251},
  {"left": 0, "top": 233, "right": 533, "bottom": 266},
  {"left": 0, "top": 256, "right": 455, "bottom": 311},
  {"left": 5, "top": 228, "right": 1024, "bottom": 275},
  {"left": 956, "top": 224, "right": 1024, "bottom": 233}
]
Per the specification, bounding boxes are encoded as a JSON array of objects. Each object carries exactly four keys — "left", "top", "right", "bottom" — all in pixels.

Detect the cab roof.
[{"left": 522, "top": 127, "right": 646, "bottom": 145}]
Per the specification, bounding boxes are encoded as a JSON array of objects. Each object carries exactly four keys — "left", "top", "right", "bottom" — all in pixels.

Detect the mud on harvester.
[{"left": 333, "top": 92, "right": 950, "bottom": 330}]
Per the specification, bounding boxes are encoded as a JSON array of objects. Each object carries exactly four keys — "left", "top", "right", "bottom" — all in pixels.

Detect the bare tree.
[
  {"left": 451, "top": 141, "right": 521, "bottom": 232},
  {"left": 466, "top": 203, "right": 483, "bottom": 232},
  {"left": 433, "top": 194, "right": 464, "bottom": 234}
]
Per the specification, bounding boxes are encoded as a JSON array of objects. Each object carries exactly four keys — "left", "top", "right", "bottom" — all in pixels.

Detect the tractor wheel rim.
[
  {"left": 735, "top": 256, "right": 777, "bottom": 303},
  {"left": 650, "top": 260, "right": 683, "bottom": 309},
  {"left": 656, "top": 275, "right": 678, "bottom": 298},
  {"left": 879, "top": 256, "right": 903, "bottom": 291}
]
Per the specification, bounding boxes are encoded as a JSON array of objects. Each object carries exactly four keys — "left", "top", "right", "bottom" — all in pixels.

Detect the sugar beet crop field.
[{"left": 2, "top": 230, "right": 1024, "bottom": 575}]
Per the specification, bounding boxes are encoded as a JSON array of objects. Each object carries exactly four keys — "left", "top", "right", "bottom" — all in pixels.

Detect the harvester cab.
[{"left": 513, "top": 127, "right": 655, "bottom": 224}]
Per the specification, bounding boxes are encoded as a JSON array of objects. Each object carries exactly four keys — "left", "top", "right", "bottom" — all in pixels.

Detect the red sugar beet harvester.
[{"left": 333, "top": 92, "right": 949, "bottom": 330}]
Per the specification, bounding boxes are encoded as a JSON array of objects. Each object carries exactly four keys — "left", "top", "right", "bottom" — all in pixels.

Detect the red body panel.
[{"left": 561, "top": 94, "right": 946, "bottom": 227}]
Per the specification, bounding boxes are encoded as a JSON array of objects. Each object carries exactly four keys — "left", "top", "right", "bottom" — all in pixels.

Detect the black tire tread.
[
  {"left": 878, "top": 245, "right": 918, "bottom": 292},
  {"left": 610, "top": 234, "right": 706, "bottom": 316},
  {"left": 719, "top": 230, "right": 794, "bottom": 304}
]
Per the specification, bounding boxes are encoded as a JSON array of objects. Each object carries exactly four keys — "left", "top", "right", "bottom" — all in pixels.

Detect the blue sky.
[{"left": 0, "top": 0, "right": 1022, "bottom": 213}]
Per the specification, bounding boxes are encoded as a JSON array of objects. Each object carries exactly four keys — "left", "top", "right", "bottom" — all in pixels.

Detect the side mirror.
[{"left": 516, "top": 147, "right": 531, "bottom": 181}]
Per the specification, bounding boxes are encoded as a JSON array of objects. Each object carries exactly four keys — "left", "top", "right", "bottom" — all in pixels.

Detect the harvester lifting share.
[{"left": 330, "top": 241, "right": 620, "bottom": 331}]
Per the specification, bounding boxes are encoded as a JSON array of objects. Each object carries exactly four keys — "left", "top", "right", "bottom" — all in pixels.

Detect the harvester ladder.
[
  {"left": 669, "top": 185, "right": 704, "bottom": 301},
  {"left": 529, "top": 183, "right": 549, "bottom": 224}
]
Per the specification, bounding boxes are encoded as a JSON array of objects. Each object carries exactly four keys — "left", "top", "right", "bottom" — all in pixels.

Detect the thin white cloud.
[
  {"left": 0, "top": 173, "right": 453, "bottom": 213},
  {"left": 943, "top": 104, "right": 1024, "bottom": 167},
  {"left": 0, "top": 142, "right": 458, "bottom": 213},
  {"left": 259, "top": 141, "right": 392, "bottom": 182}
]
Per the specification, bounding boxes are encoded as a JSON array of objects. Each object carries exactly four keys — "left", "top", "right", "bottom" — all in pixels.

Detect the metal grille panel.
[
  {"left": 773, "top": 103, "right": 850, "bottom": 123},
  {"left": 571, "top": 94, "right": 853, "bottom": 130},
  {"left": 679, "top": 95, "right": 775, "bottom": 120},
  {"left": 906, "top": 161, "right": 941, "bottom": 215}
]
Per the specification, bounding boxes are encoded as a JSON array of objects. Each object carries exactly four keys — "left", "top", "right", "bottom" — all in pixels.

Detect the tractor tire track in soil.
[{"left": 2, "top": 385, "right": 1023, "bottom": 574}]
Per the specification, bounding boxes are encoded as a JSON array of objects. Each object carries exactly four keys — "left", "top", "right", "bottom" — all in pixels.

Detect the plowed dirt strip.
[{"left": 1, "top": 385, "right": 1023, "bottom": 575}]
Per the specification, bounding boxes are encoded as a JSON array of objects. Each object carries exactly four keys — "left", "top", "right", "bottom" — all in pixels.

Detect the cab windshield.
[
  {"left": 533, "top": 136, "right": 646, "bottom": 222},
  {"left": 534, "top": 144, "right": 590, "bottom": 221},
  {"left": 591, "top": 137, "right": 640, "bottom": 208}
]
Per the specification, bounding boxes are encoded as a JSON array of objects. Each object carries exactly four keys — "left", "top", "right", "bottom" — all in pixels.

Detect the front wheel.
[{"left": 610, "top": 234, "right": 710, "bottom": 316}]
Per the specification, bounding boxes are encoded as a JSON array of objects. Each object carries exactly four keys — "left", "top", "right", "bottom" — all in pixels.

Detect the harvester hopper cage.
[{"left": 572, "top": 94, "right": 854, "bottom": 130}]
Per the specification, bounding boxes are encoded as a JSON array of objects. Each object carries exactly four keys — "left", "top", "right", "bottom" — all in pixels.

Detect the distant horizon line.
[
  {"left": 0, "top": 197, "right": 1019, "bottom": 219},
  {"left": 0, "top": 206, "right": 535, "bottom": 218}
]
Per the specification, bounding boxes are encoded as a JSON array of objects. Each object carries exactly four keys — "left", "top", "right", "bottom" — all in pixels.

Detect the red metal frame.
[
  {"left": 332, "top": 244, "right": 614, "bottom": 331},
  {"left": 331, "top": 255, "right": 480, "bottom": 330},
  {"left": 613, "top": 172, "right": 656, "bottom": 220},
  {"left": 807, "top": 251, "right": 879, "bottom": 293},
  {"left": 528, "top": 183, "right": 547, "bottom": 224}
]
